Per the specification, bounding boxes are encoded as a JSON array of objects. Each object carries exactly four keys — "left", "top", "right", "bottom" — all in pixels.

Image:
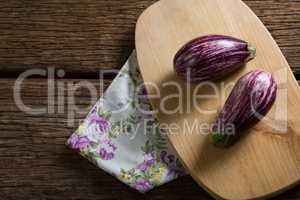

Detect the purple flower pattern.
[
  {"left": 97, "top": 139, "right": 117, "bottom": 160},
  {"left": 67, "top": 134, "right": 93, "bottom": 152},
  {"left": 133, "top": 178, "right": 153, "bottom": 193},
  {"left": 67, "top": 52, "right": 186, "bottom": 193},
  {"left": 67, "top": 111, "right": 116, "bottom": 161},
  {"left": 137, "top": 153, "right": 156, "bottom": 172},
  {"left": 119, "top": 138, "right": 186, "bottom": 193},
  {"left": 89, "top": 113, "right": 109, "bottom": 133},
  {"left": 160, "top": 151, "right": 186, "bottom": 177}
]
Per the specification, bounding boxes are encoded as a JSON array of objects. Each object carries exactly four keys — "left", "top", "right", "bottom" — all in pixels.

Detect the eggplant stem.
[
  {"left": 211, "top": 132, "right": 228, "bottom": 146},
  {"left": 247, "top": 43, "right": 256, "bottom": 61}
]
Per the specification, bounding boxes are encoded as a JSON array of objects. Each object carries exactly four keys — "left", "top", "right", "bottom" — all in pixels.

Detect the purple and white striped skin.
[
  {"left": 212, "top": 70, "right": 277, "bottom": 147},
  {"left": 174, "top": 35, "right": 256, "bottom": 82}
]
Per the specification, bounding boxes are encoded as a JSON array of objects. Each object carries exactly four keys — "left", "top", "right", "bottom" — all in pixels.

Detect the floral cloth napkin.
[{"left": 66, "top": 51, "right": 186, "bottom": 193}]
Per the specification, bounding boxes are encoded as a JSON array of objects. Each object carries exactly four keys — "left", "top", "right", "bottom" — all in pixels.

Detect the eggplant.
[
  {"left": 211, "top": 70, "right": 277, "bottom": 147},
  {"left": 174, "top": 35, "right": 256, "bottom": 82}
]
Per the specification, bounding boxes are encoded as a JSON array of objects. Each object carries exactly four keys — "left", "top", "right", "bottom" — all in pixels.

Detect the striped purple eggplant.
[
  {"left": 174, "top": 35, "right": 256, "bottom": 82},
  {"left": 211, "top": 70, "right": 277, "bottom": 147}
]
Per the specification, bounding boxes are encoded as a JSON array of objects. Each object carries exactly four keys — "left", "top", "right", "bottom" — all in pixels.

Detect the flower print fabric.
[
  {"left": 67, "top": 134, "right": 92, "bottom": 151},
  {"left": 97, "top": 139, "right": 117, "bottom": 160},
  {"left": 134, "top": 178, "right": 153, "bottom": 193},
  {"left": 66, "top": 51, "right": 186, "bottom": 193}
]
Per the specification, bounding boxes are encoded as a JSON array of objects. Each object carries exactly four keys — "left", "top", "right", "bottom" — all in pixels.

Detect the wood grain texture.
[
  {"left": 0, "top": 0, "right": 155, "bottom": 77},
  {"left": 0, "top": 0, "right": 299, "bottom": 77},
  {"left": 136, "top": 0, "right": 300, "bottom": 199},
  {"left": 0, "top": 78, "right": 212, "bottom": 200},
  {"left": 1, "top": 78, "right": 300, "bottom": 200},
  {"left": 0, "top": 0, "right": 300, "bottom": 199},
  {"left": 244, "top": 0, "right": 300, "bottom": 75}
]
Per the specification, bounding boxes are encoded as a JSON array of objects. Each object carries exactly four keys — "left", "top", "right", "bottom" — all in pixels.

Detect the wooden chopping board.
[{"left": 135, "top": 0, "right": 300, "bottom": 199}]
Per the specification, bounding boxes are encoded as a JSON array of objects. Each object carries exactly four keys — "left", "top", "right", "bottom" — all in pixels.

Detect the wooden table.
[{"left": 0, "top": 1, "right": 299, "bottom": 199}]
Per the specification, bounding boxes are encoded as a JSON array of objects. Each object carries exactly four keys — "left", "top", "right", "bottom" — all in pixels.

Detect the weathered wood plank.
[
  {"left": 0, "top": 78, "right": 300, "bottom": 199},
  {"left": 0, "top": 0, "right": 156, "bottom": 77},
  {"left": 0, "top": 78, "right": 211, "bottom": 200},
  {"left": 244, "top": 0, "right": 300, "bottom": 75},
  {"left": 0, "top": 0, "right": 299, "bottom": 76},
  {"left": 0, "top": 1, "right": 299, "bottom": 199}
]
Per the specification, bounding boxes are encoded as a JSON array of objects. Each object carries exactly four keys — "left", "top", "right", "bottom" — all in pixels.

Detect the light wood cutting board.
[{"left": 135, "top": 0, "right": 300, "bottom": 199}]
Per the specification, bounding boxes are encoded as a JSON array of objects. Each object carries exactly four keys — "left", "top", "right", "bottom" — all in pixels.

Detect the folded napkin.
[{"left": 66, "top": 51, "right": 186, "bottom": 193}]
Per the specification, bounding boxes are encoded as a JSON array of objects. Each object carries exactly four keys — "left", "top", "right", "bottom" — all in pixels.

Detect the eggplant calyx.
[
  {"left": 211, "top": 132, "right": 230, "bottom": 147},
  {"left": 247, "top": 43, "right": 256, "bottom": 61}
]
